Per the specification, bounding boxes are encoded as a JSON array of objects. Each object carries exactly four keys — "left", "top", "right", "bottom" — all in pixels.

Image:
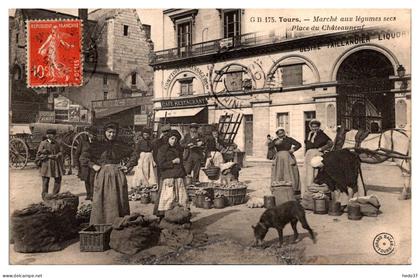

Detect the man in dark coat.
[
  {"left": 181, "top": 123, "right": 205, "bottom": 184},
  {"left": 36, "top": 129, "right": 64, "bottom": 200},
  {"left": 74, "top": 126, "right": 97, "bottom": 200}
]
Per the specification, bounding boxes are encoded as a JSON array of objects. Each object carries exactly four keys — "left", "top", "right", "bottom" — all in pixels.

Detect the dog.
[{"left": 252, "top": 201, "right": 316, "bottom": 247}]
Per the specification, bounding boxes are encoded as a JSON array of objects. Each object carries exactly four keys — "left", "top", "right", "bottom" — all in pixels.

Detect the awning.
[
  {"left": 155, "top": 107, "right": 204, "bottom": 118},
  {"left": 10, "top": 125, "right": 32, "bottom": 135},
  {"left": 95, "top": 105, "right": 138, "bottom": 119}
]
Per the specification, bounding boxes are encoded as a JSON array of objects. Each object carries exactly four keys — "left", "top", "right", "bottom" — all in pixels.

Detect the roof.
[
  {"left": 84, "top": 64, "right": 119, "bottom": 75},
  {"left": 20, "top": 9, "right": 97, "bottom": 23},
  {"left": 94, "top": 105, "right": 139, "bottom": 119}
]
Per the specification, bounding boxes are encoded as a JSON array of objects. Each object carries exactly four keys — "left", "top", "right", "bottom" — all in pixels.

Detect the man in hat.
[
  {"left": 303, "top": 119, "right": 333, "bottom": 198},
  {"left": 181, "top": 123, "right": 205, "bottom": 184},
  {"left": 74, "top": 126, "right": 97, "bottom": 200},
  {"left": 36, "top": 129, "right": 64, "bottom": 200}
]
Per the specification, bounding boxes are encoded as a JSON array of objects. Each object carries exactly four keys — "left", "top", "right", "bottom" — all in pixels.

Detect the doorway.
[
  {"left": 336, "top": 50, "right": 395, "bottom": 133},
  {"left": 244, "top": 114, "right": 253, "bottom": 156}
]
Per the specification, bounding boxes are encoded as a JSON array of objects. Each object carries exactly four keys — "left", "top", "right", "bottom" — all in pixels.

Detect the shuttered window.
[
  {"left": 280, "top": 65, "right": 303, "bottom": 87},
  {"left": 225, "top": 72, "right": 243, "bottom": 92},
  {"left": 276, "top": 113, "right": 290, "bottom": 134}
]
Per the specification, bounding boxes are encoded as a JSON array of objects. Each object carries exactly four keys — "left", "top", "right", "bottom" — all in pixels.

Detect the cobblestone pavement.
[{"left": 9, "top": 161, "right": 411, "bottom": 264}]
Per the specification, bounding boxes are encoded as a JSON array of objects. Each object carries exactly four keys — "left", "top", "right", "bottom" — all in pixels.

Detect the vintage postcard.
[{"left": 7, "top": 7, "right": 412, "bottom": 269}]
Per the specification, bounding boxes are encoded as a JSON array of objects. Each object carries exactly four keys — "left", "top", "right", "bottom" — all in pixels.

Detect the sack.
[{"left": 110, "top": 224, "right": 160, "bottom": 255}]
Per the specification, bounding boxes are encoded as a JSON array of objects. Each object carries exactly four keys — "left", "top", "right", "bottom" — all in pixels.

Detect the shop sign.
[
  {"left": 38, "top": 111, "right": 55, "bottom": 123},
  {"left": 161, "top": 96, "right": 208, "bottom": 108},
  {"left": 134, "top": 114, "right": 148, "bottom": 125}
]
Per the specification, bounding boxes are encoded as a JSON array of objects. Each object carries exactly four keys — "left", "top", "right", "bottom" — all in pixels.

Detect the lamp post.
[
  {"left": 397, "top": 65, "right": 407, "bottom": 90},
  {"left": 397, "top": 65, "right": 406, "bottom": 78}
]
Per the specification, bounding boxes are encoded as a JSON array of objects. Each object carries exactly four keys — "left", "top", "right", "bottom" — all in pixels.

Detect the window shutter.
[{"left": 282, "top": 65, "right": 303, "bottom": 87}]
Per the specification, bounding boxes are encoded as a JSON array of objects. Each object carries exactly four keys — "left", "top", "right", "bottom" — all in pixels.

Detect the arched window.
[{"left": 267, "top": 57, "right": 318, "bottom": 88}]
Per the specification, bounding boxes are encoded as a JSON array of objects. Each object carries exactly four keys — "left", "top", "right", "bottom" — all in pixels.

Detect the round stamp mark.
[{"left": 373, "top": 232, "right": 395, "bottom": 255}]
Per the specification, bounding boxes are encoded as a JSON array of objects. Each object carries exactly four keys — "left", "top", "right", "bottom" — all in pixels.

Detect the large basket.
[
  {"left": 187, "top": 182, "right": 214, "bottom": 201},
  {"left": 79, "top": 224, "right": 112, "bottom": 252},
  {"left": 213, "top": 186, "right": 247, "bottom": 206},
  {"left": 203, "top": 166, "right": 221, "bottom": 180}
]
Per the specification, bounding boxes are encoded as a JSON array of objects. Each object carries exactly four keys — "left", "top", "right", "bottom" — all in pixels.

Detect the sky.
[{"left": 9, "top": 9, "right": 164, "bottom": 49}]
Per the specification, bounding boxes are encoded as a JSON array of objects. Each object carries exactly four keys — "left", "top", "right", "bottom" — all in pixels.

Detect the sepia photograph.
[{"left": 4, "top": 3, "right": 415, "bottom": 274}]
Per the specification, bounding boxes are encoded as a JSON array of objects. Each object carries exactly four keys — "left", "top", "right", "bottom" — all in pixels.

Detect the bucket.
[
  {"left": 140, "top": 196, "right": 150, "bottom": 204},
  {"left": 313, "top": 198, "right": 328, "bottom": 214},
  {"left": 150, "top": 190, "right": 159, "bottom": 204},
  {"left": 348, "top": 203, "right": 362, "bottom": 220},
  {"left": 202, "top": 200, "right": 212, "bottom": 209},
  {"left": 263, "top": 195, "right": 276, "bottom": 209},
  {"left": 195, "top": 195, "right": 205, "bottom": 208},
  {"left": 270, "top": 186, "right": 294, "bottom": 206},
  {"left": 213, "top": 197, "right": 225, "bottom": 209},
  {"left": 328, "top": 201, "right": 342, "bottom": 216}
]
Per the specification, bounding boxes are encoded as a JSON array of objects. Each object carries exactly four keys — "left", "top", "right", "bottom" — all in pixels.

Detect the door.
[
  {"left": 304, "top": 111, "right": 316, "bottom": 141},
  {"left": 244, "top": 114, "right": 253, "bottom": 156}
]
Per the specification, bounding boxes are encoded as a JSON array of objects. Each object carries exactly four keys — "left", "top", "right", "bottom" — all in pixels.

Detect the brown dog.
[{"left": 252, "top": 201, "right": 316, "bottom": 247}]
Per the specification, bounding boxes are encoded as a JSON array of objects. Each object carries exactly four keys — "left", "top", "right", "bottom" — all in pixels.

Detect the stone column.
[{"left": 251, "top": 100, "right": 271, "bottom": 158}]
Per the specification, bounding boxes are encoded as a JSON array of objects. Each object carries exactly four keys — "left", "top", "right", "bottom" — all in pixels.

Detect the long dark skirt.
[
  {"left": 90, "top": 164, "right": 130, "bottom": 225},
  {"left": 271, "top": 151, "right": 301, "bottom": 191}
]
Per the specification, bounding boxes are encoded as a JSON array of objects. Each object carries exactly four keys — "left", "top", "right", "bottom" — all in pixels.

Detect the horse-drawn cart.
[{"left": 9, "top": 123, "right": 88, "bottom": 171}]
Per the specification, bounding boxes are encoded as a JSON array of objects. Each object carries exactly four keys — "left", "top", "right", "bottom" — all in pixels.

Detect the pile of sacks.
[
  {"left": 109, "top": 213, "right": 161, "bottom": 255},
  {"left": 301, "top": 184, "right": 330, "bottom": 210},
  {"left": 349, "top": 195, "right": 381, "bottom": 217},
  {"left": 159, "top": 205, "right": 194, "bottom": 249},
  {"left": 11, "top": 192, "right": 79, "bottom": 253}
]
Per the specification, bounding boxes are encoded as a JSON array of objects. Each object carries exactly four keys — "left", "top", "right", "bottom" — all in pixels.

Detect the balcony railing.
[{"left": 151, "top": 31, "right": 292, "bottom": 64}]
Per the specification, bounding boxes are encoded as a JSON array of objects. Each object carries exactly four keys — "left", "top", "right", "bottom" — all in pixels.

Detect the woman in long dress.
[
  {"left": 156, "top": 130, "right": 189, "bottom": 217},
  {"left": 132, "top": 128, "right": 158, "bottom": 188},
  {"left": 80, "top": 122, "right": 138, "bottom": 225},
  {"left": 303, "top": 119, "right": 333, "bottom": 198},
  {"left": 270, "top": 128, "right": 302, "bottom": 194}
]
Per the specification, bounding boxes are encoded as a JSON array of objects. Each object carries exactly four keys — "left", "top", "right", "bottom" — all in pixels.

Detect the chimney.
[{"left": 78, "top": 9, "right": 88, "bottom": 23}]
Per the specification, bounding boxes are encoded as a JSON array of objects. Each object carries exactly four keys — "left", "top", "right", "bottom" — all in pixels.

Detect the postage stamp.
[{"left": 26, "top": 19, "right": 83, "bottom": 87}]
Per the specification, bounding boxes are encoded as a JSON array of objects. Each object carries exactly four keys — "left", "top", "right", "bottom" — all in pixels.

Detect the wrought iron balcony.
[{"left": 150, "top": 31, "right": 290, "bottom": 65}]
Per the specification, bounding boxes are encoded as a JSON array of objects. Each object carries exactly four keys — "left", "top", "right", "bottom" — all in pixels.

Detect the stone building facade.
[
  {"left": 9, "top": 9, "right": 154, "bottom": 127},
  {"left": 151, "top": 9, "right": 411, "bottom": 161}
]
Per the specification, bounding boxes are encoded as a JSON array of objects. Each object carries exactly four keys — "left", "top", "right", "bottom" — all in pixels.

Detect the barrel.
[
  {"left": 195, "top": 195, "right": 205, "bottom": 208},
  {"left": 328, "top": 201, "right": 342, "bottom": 216},
  {"left": 348, "top": 203, "right": 362, "bottom": 220},
  {"left": 263, "top": 195, "right": 276, "bottom": 209},
  {"left": 313, "top": 198, "right": 328, "bottom": 214},
  {"left": 270, "top": 186, "right": 294, "bottom": 206},
  {"left": 213, "top": 197, "right": 225, "bottom": 209}
]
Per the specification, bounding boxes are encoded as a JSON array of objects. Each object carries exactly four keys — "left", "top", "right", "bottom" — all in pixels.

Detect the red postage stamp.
[{"left": 26, "top": 19, "right": 83, "bottom": 87}]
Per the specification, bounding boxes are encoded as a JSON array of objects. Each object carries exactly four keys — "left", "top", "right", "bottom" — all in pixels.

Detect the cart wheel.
[{"left": 10, "top": 138, "right": 29, "bottom": 169}]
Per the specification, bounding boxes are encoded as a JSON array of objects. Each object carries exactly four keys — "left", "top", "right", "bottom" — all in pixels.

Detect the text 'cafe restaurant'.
[{"left": 151, "top": 26, "right": 411, "bottom": 161}]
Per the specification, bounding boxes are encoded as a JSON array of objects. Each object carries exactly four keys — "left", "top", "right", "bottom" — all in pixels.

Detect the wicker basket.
[
  {"left": 213, "top": 186, "right": 247, "bottom": 206},
  {"left": 203, "top": 166, "right": 221, "bottom": 180},
  {"left": 79, "top": 224, "right": 112, "bottom": 252}
]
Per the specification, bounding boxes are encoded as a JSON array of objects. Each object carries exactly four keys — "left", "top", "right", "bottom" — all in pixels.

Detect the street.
[{"left": 9, "top": 161, "right": 411, "bottom": 264}]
